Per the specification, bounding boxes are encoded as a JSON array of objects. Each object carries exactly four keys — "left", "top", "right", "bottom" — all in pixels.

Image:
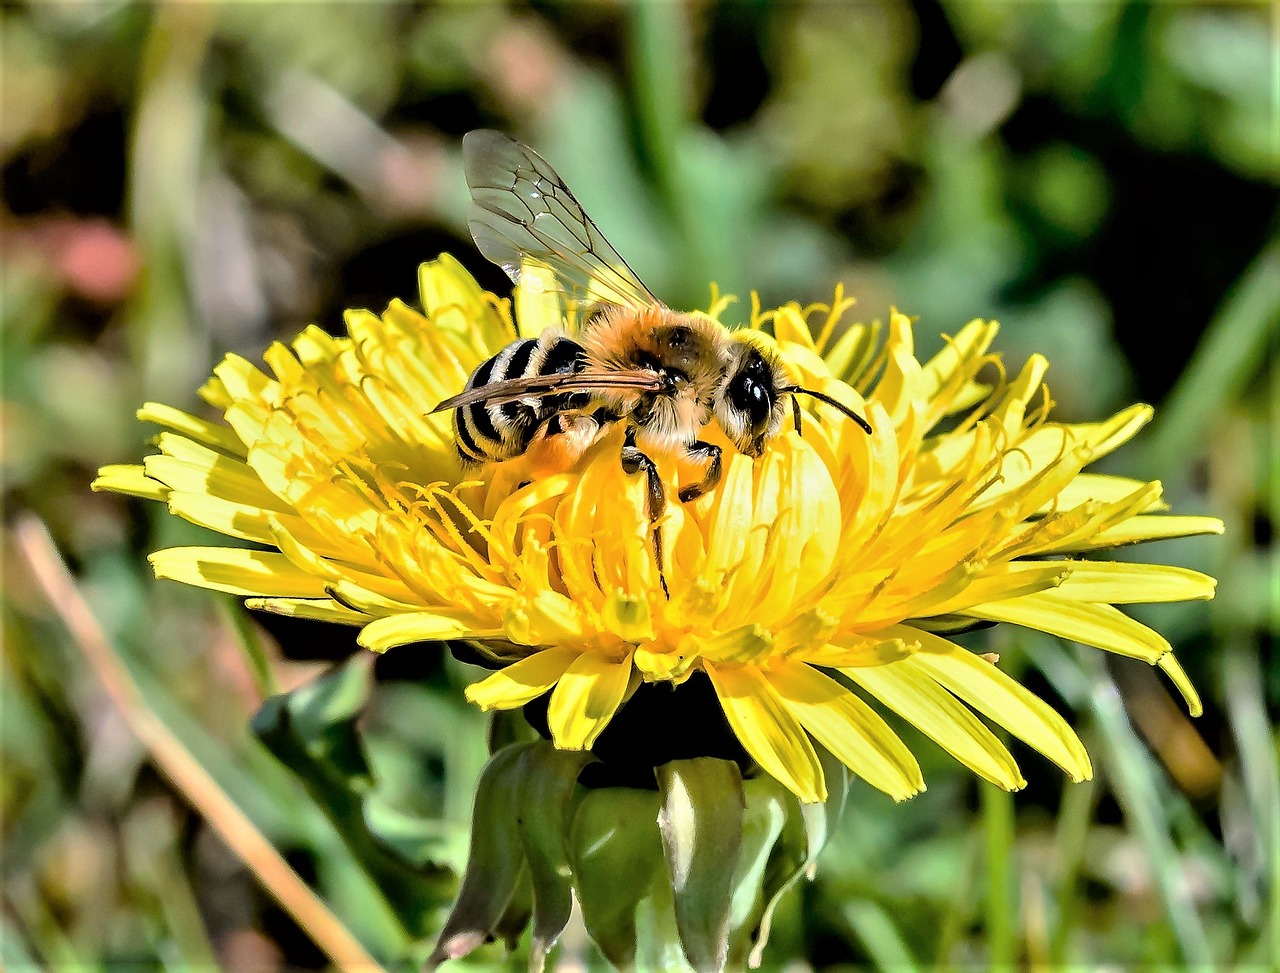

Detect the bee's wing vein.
[{"left": 462, "top": 130, "right": 659, "bottom": 315}]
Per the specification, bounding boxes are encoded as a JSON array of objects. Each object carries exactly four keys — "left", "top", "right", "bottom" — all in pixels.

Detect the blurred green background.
[{"left": 2, "top": 1, "right": 1276, "bottom": 969}]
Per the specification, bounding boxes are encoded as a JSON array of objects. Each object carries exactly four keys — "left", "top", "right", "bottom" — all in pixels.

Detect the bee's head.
[
  {"left": 715, "top": 338, "right": 790, "bottom": 457},
  {"left": 715, "top": 335, "right": 874, "bottom": 457}
]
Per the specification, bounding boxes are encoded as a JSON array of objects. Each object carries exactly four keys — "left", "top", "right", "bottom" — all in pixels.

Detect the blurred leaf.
[
  {"left": 252, "top": 657, "right": 454, "bottom": 941},
  {"left": 841, "top": 898, "right": 918, "bottom": 973},
  {"left": 363, "top": 797, "right": 464, "bottom": 874},
  {"left": 275, "top": 652, "right": 373, "bottom": 785},
  {"left": 0, "top": 913, "right": 41, "bottom": 971}
]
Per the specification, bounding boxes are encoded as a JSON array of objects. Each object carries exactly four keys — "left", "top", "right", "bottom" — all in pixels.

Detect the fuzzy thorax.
[{"left": 580, "top": 306, "right": 727, "bottom": 455}]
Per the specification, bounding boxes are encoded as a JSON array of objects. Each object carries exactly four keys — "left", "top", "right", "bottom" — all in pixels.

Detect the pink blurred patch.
[
  {"left": 5, "top": 217, "right": 141, "bottom": 303},
  {"left": 56, "top": 218, "right": 141, "bottom": 303},
  {"left": 486, "top": 21, "right": 567, "bottom": 114}
]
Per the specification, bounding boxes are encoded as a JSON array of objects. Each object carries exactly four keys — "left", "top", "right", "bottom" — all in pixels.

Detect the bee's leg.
[
  {"left": 677, "top": 441, "right": 722, "bottom": 503},
  {"left": 791, "top": 395, "right": 804, "bottom": 437},
  {"left": 620, "top": 429, "right": 670, "bottom": 600}
]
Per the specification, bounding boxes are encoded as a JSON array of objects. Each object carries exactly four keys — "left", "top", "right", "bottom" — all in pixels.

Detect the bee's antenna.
[{"left": 783, "top": 387, "right": 873, "bottom": 435}]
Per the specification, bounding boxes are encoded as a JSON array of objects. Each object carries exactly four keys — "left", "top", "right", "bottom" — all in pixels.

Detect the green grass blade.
[
  {"left": 1049, "top": 773, "right": 1099, "bottom": 965},
  {"left": 1075, "top": 649, "right": 1215, "bottom": 967},
  {"left": 842, "top": 899, "right": 919, "bottom": 972},
  {"left": 220, "top": 596, "right": 280, "bottom": 699},
  {"left": 982, "top": 781, "right": 1017, "bottom": 967},
  {"left": 1222, "top": 638, "right": 1280, "bottom": 963}
]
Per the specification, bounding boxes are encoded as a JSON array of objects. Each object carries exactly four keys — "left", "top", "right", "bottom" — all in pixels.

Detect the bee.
[{"left": 434, "top": 130, "right": 871, "bottom": 594}]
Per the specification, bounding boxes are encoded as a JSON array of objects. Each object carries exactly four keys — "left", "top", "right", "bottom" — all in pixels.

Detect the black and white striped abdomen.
[{"left": 453, "top": 333, "right": 586, "bottom": 465}]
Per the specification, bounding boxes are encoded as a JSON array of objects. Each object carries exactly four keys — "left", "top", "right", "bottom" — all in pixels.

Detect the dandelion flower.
[{"left": 94, "top": 256, "right": 1222, "bottom": 804}]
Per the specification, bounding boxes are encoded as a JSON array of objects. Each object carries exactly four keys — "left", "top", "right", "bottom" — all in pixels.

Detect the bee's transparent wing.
[{"left": 463, "top": 130, "right": 660, "bottom": 314}]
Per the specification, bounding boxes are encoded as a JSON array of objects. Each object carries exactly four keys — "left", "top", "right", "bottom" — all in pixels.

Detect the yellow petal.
[
  {"left": 1069, "top": 403, "right": 1153, "bottom": 460},
  {"left": 145, "top": 446, "right": 286, "bottom": 512},
  {"left": 842, "top": 663, "right": 1026, "bottom": 791},
  {"left": 1050, "top": 514, "right": 1225, "bottom": 550},
  {"left": 213, "top": 352, "right": 280, "bottom": 406},
  {"left": 418, "top": 253, "right": 487, "bottom": 323},
  {"left": 992, "top": 354, "right": 1048, "bottom": 441},
  {"left": 289, "top": 324, "right": 341, "bottom": 367},
  {"left": 547, "top": 650, "right": 634, "bottom": 750},
  {"left": 704, "top": 663, "right": 825, "bottom": 803},
  {"left": 767, "top": 661, "right": 923, "bottom": 801},
  {"left": 701, "top": 453, "right": 757, "bottom": 577},
  {"left": 599, "top": 591, "right": 655, "bottom": 642},
  {"left": 962, "top": 595, "right": 1170, "bottom": 663},
  {"left": 466, "top": 645, "right": 579, "bottom": 711},
  {"left": 896, "top": 627, "right": 1092, "bottom": 782},
  {"left": 696, "top": 625, "right": 776, "bottom": 665},
  {"left": 327, "top": 579, "right": 424, "bottom": 616},
  {"left": 800, "top": 636, "right": 918, "bottom": 668},
  {"left": 136, "top": 402, "right": 246, "bottom": 455},
  {"left": 92, "top": 465, "right": 169, "bottom": 502},
  {"left": 245, "top": 597, "right": 368, "bottom": 625},
  {"left": 873, "top": 310, "right": 924, "bottom": 426},
  {"left": 1157, "top": 653, "right": 1203, "bottom": 717},
  {"left": 766, "top": 436, "right": 842, "bottom": 606},
  {"left": 149, "top": 547, "right": 329, "bottom": 598},
  {"left": 167, "top": 492, "right": 275, "bottom": 545},
  {"left": 771, "top": 305, "right": 817, "bottom": 351},
  {"left": 823, "top": 317, "right": 881, "bottom": 384},
  {"left": 503, "top": 588, "right": 587, "bottom": 644},
  {"left": 1047, "top": 474, "right": 1166, "bottom": 513},
  {"left": 919, "top": 318, "right": 999, "bottom": 412},
  {"left": 419, "top": 254, "right": 511, "bottom": 352},
  {"left": 920, "top": 318, "right": 991, "bottom": 382},
  {"left": 1050, "top": 561, "right": 1217, "bottom": 603},
  {"left": 198, "top": 374, "right": 232, "bottom": 410},
  {"left": 916, "top": 561, "right": 1073, "bottom": 618},
  {"left": 358, "top": 610, "right": 500, "bottom": 651}
]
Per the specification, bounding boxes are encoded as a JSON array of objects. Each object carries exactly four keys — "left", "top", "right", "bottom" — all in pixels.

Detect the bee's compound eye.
[
  {"left": 666, "top": 325, "right": 692, "bottom": 348},
  {"left": 729, "top": 373, "right": 772, "bottom": 437}
]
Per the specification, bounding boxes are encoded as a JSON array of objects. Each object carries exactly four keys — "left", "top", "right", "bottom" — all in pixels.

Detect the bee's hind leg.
[
  {"left": 677, "top": 441, "right": 722, "bottom": 503},
  {"left": 620, "top": 429, "right": 670, "bottom": 600},
  {"left": 521, "top": 411, "right": 606, "bottom": 482}
]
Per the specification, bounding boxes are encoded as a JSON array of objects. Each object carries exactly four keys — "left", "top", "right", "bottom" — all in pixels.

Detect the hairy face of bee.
[{"left": 715, "top": 340, "right": 791, "bottom": 457}]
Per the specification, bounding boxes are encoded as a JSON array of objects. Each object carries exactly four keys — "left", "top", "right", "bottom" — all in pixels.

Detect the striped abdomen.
[{"left": 453, "top": 332, "right": 586, "bottom": 465}]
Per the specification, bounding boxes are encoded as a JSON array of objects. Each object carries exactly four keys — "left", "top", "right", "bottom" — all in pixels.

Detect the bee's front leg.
[
  {"left": 677, "top": 440, "right": 722, "bottom": 503},
  {"left": 620, "top": 427, "right": 670, "bottom": 600}
]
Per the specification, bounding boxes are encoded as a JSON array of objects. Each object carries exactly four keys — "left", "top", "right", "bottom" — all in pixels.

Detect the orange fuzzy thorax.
[{"left": 579, "top": 306, "right": 728, "bottom": 455}]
